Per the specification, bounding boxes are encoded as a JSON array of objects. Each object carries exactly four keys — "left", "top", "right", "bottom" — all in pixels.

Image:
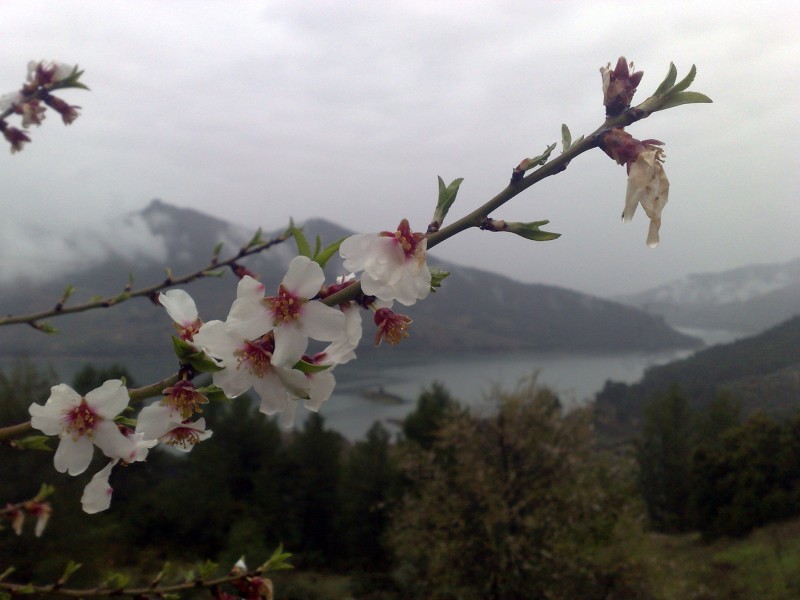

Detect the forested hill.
[
  {"left": 596, "top": 315, "right": 800, "bottom": 434},
  {"left": 0, "top": 199, "right": 699, "bottom": 360}
]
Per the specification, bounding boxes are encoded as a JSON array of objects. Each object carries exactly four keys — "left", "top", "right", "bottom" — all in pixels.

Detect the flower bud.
[{"left": 600, "top": 57, "right": 643, "bottom": 117}]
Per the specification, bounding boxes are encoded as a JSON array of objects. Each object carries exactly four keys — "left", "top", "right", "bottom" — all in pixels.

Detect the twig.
[{"left": 0, "top": 230, "right": 290, "bottom": 329}]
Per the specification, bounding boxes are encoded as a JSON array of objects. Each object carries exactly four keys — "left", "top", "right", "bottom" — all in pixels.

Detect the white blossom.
[{"left": 29, "top": 380, "right": 134, "bottom": 476}]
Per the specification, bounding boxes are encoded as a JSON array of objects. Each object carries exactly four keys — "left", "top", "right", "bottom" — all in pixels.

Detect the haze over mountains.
[
  {"left": 614, "top": 258, "right": 800, "bottom": 336},
  {"left": 0, "top": 200, "right": 699, "bottom": 362}
]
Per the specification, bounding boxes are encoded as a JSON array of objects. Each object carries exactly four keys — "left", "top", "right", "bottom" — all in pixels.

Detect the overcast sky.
[{"left": 2, "top": 1, "right": 798, "bottom": 297}]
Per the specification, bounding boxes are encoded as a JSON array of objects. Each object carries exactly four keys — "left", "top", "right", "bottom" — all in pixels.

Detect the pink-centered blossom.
[
  {"left": 136, "top": 403, "right": 212, "bottom": 452},
  {"left": 227, "top": 257, "right": 346, "bottom": 368},
  {"left": 340, "top": 219, "right": 431, "bottom": 306},
  {"left": 29, "top": 380, "right": 135, "bottom": 476},
  {"left": 193, "top": 322, "right": 310, "bottom": 416}
]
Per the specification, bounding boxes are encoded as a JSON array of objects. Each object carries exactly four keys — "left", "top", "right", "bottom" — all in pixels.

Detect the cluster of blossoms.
[
  {"left": 599, "top": 58, "right": 670, "bottom": 247},
  {"left": 27, "top": 220, "right": 432, "bottom": 513},
  {"left": 0, "top": 60, "right": 84, "bottom": 153}
]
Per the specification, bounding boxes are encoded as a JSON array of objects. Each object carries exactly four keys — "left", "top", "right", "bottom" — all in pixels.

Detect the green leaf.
[
  {"left": 658, "top": 91, "right": 713, "bottom": 111},
  {"left": 287, "top": 221, "right": 311, "bottom": 258},
  {"left": 35, "top": 321, "right": 58, "bottom": 334},
  {"left": 171, "top": 337, "right": 223, "bottom": 372},
  {"left": 293, "top": 360, "right": 332, "bottom": 375},
  {"left": 14, "top": 436, "right": 52, "bottom": 451},
  {"left": 60, "top": 560, "right": 82, "bottom": 583},
  {"left": 0, "top": 567, "right": 16, "bottom": 583},
  {"left": 313, "top": 237, "right": 346, "bottom": 268},
  {"left": 561, "top": 124, "right": 572, "bottom": 151},
  {"left": 260, "top": 544, "right": 293, "bottom": 572},
  {"left": 433, "top": 176, "right": 464, "bottom": 226},
  {"left": 313, "top": 235, "right": 322, "bottom": 259},
  {"left": 61, "top": 284, "right": 75, "bottom": 302},
  {"left": 34, "top": 483, "right": 55, "bottom": 501},
  {"left": 200, "top": 269, "right": 225, "bottom": 277},
  {"left": 521, "top": 143, "right": 556, "bottom": 171},
  {"left": 193, "top": 559, "right": 218, "bottom": 580},
  {"left": 507, "top": 220, "right": 561, "bottom": 241},
  {"left": 670, "top": 64, "right": 697, "bottom": 93},
  {"left": 116, "top": 416, "right": 137, "bottom": 428},
  {"left": 247, "top": 228, "right": 264, "bottom": 248},
  {"left": 193, "top": 385, "right": 230, "bottom": 404},
  {"left": 212, "top": 241, "right": 223, "bottom": 256},
  {"left": 102, "top": 572, "right": 130, "bottom": 590},
  {"left": 429, "top": 268, "right": 450, "bottom": 292},
  {"left": 653, "top": 62, "right": 678, "bottom": 96}
]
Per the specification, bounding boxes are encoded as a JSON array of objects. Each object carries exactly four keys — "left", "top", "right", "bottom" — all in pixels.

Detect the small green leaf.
[
  {"left": 658, "top": 91, "right": 713, "bottom": 110},
  {"left": 653, "top": 62, "right": 678, "bottom": 96},
  {"left": 34, "top": 483, "right": 55, "bottom": 501},
  {"left": 212, "top": 242, "right": 223, "bottom": 256},
  {"left": 520, "top": 143, "right": 557, "bottom": 171},
  {"left": 60, "top": 560, "right": 82, "bottom": 583},
  {"left": 14, "top": 436, "right": 52, "bottom": 451},
  {"left": 433, "top": 176, "right": 464, "bottom": 226},
  {"left": 15, "top": 583, "right": 35, "bottom": 594},
  {"left": 260, "top": 544, "right": 293, "bottom": 572},
  {"left": 116, "top": 416, "right": 137, "bottom": 428},
  {"left": 313, "top": 237, "right": 346, "bottom": 268},
  {"left": 61, "top": 284, "right": 75, "bottom": 302},
  {"left": 194, "top": 384, "right": 230, "bottom": 403},
  {"left": 507, "top": 220, "right": 561, "bottom": 241},
  {"left": 670, "top": 64, "right": 697, "bottom": 93},
  {"left": 193, "top": 559, "right": 218, "bottom": 580},
  {"left": 0, "top": 566, "right": 15, "bottom": 582},
  {"left": 247, "top": 228, "right": 264, "bottom": 248},
  {"left": 429, "top": 268, "right": 450, "bottom": 292},
  {"left": 288, "top": 222, "right": 311, "bottom": 258},
  {"left": 200, "top": 269, "right": 225, "bottom": 277},
  {"left": 35, "top": 321, "right": 58, "bottom": 334},
  {"left": 171, "top": 337, "right": 223, "bottom": 372},
  {"left": 561, "top": 124, "right": 572, "bottom": 151},
  {"left": 313, "top": 235, "right": 322, "bottom": 258},
  {"left": 293, "top": 360, "right": 332, "bottom": 375},
  {"left": 102, "top": 572, "right": 130, "bottom": 590}
]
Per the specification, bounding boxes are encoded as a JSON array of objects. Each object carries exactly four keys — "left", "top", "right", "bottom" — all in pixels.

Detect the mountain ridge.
[
  {"left": 613, "top": 257, "right": 800, "bottom": 334},
  {"left": 0, "top": 199, "right": 700, "bottom": 362}
]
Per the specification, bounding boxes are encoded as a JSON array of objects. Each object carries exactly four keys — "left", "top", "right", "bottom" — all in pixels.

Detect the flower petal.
[
  {"left": 54, "top": 435, "right": 94, "bottom": 476},
  {"left": 86, "top": 380, "right": 129, "bottom": 419},
  {"left": 159, "top": 289, "right": 198, "bottom": 325},
  {"left": 282, "top": 256, "right": 325, "bottom": 298},
  {"left": 81, "top": 460, "right": 117, "bottom": 514}
]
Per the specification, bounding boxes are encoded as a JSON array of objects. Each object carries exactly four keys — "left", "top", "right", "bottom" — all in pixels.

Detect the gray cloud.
[{"left": 1, "top": 0, "right": 798, "bottom": 295}]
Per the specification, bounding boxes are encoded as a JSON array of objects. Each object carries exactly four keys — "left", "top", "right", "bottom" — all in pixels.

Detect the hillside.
[
  {"left": 0, "top": 200, "right": 700, "bottom": 363},
  {"left": 595, "top": 315, "right": 800, "bottom": 434}
]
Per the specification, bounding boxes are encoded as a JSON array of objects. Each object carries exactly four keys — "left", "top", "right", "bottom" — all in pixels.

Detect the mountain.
[
  {"left": 613, "top": 258, "right": 800, "bottom": 335},
  {"left": 0, "top": 200, "right": 700, "bottom": 366},
  {"left": 595, "top": 315, "right": 800, "bottom": 437}
]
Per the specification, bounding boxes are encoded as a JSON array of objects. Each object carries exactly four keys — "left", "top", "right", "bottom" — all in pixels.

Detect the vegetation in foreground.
[{"left": 3, "top": 360, "right": 800, "bottom": 598}]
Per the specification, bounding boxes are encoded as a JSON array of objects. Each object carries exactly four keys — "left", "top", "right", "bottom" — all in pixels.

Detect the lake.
[{"left": 5, "top": 328, "right": 739, "bottom": 440}]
